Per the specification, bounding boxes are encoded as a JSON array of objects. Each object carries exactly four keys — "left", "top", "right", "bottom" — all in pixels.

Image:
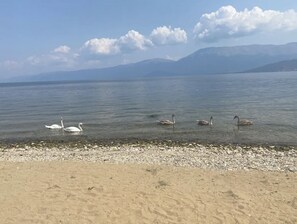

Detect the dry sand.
[{"left": 0, "top": 161, "right": 296, "bottom": 224}]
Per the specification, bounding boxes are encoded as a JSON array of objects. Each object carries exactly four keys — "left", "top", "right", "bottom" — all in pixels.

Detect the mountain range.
[
  {"left": 15, "top": 42, "right": 297, "bottom": 82},
  {"left": 245, "top": 59, "right": 297, "bottom": 73}
]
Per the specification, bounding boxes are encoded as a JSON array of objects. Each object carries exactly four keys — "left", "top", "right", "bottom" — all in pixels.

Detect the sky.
[{"left": 1, "top": 0, "right": 297, "bottom": 79}]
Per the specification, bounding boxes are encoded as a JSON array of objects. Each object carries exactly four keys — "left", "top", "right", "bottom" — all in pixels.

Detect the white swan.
[
  {"left": 64, "top": 123, "right": 83, "bottom": 132},
  {"left": 158, "top": 114, "right": 175, "bottom": 125},
  {"left": 45, "top": 117, "right": 64, "bottom": 129},
  {"left": 197, "top": 116, "right": 213, "bottom": 126},
  {"left": 233, "top": 115, "right": 253, "bottom": 126}
]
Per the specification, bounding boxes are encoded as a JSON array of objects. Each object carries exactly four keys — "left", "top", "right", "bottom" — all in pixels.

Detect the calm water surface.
[{"left": 0, "top": 72, "right": 296, "bottom": 145}]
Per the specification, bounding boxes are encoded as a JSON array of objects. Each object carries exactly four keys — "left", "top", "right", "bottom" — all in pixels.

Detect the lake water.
[{"left": 0, "top": 72, "right": 296, "bottom": 145}]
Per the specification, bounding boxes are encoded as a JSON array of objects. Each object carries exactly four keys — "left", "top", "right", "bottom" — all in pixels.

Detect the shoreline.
[
  {"left": 1, "top": 137, "right": 297, "bottom": 149},
  {"left": 1, "top": 140, "right": 296, "bottom": 172}
]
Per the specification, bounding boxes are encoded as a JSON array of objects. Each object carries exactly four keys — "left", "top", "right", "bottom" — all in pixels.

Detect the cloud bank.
[
  {"left": 82, "top": 26, "right": 186, "bottom": 56},
  {"left": 0, "top": 26, "right": 187, "bottom": 76},
  {"left": 27, "top": 45, "right": 78, "bottom": 68},
  {"left": 83, "top": 38, "right": 120, "bottom": 55},
  {"left": 82, "top": 30, "right": 153, "bottom": 56},
  {"left": 194, "top": 5, "right": 297, "bottom": 42},
  {"left": 150, "top": 26, "right": 187, "bottom": 45},
  {"left": 53, "top": 45, "right": 71, "bottom": 54}
]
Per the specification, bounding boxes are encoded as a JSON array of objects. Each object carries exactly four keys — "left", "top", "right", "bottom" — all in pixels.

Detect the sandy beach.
[{"left": 0, "top": 142, "right": 296, "bottom": 223}]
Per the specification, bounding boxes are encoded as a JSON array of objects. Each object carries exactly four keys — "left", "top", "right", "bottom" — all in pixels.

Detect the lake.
[{"left": 0, "top": 72, "right": 296, "bottom": 145}]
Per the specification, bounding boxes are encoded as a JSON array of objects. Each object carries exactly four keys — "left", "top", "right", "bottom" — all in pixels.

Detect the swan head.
[
  {"left": 79, "top": 123, "right": 83, "bottom": 126},
  {"left": 210, "top": 116, "right": 213, "bottom": 124},
  {"left": 60, "top": 117, "right": 64, "bottom": 128},
  {"left": 233, "top": 115, "right": 239, "bottom": 120},
  {"left": 172, "top": 114, "right": 175, "bottom": 121}
]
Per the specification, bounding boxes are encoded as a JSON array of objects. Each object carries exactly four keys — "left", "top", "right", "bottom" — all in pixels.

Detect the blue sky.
[{"left": 1, "top": 0, "right": 297, "bottom": 79}]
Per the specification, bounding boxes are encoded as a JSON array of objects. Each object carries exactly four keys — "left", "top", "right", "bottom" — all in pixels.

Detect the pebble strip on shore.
[{"left": 0, "top": 141, "right": 296, "bottom": 172}]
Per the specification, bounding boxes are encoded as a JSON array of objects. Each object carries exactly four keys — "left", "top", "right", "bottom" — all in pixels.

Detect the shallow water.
[{"left": 0, "top": 72, "right": 296, "bottom": 145}]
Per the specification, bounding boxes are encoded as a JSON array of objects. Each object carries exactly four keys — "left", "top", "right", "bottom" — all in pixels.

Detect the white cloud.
[
  {"left": 83, "top": 30, "right": 153, "bottom": 56},
  {"left": 26, "top": 56, "right": 41, "bottom": 65},
  {"left": 118, "top": 30, "right": 153, "bottom": 51},
  {"left": 150, "top": 26, "right": 187, "bottom": 45},
  {"left": 82, "top": 27, "right": 187, "bottom": 57},
  {"left": 53, "top": 45, "right": 71, "bottom": 54},
  {"left": 83, "top": 38, "right": 119, "bottom": 55},
  {"left": 26, "top": 46, "right": 79, "bottom": 69},
  {"left": 194, "top": 5, "right": 297, "bottom": 42}
]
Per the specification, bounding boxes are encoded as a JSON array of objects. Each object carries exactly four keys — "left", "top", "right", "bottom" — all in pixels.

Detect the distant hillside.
[
  {"left": 172, "top": 42, "right": 297, "bottom": 75},
  {"left": 23, "top": 58, "right": 174, "bottom": 82},
  {"left": 11, "top": 42, "right": 297, "bottom": 82},
  {"left": 244, "top": 59, "right": 297, "bottom": 73}
]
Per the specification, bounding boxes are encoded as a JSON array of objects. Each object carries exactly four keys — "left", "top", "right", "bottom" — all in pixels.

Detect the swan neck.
[{"left": 78, "top": 124, "right": 83, "bottom": 131}]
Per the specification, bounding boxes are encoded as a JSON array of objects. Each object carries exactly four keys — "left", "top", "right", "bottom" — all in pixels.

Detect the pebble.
[{"left": 0, "top": 142, "right": 296, "bottom": 172}]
